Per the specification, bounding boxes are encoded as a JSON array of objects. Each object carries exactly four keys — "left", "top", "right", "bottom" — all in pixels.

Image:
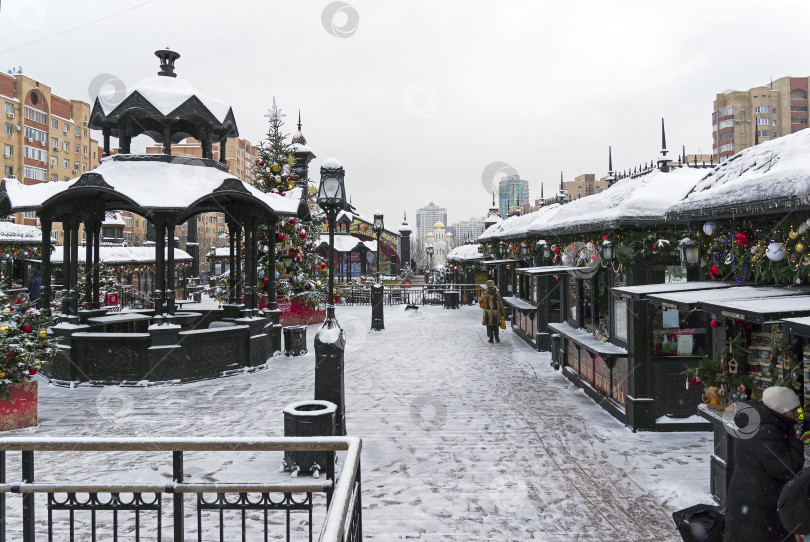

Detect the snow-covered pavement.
[{"left": 12, "top": 305, "right": 711, "bottom": 540}]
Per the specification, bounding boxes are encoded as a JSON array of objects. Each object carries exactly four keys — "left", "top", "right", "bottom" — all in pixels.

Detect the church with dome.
[{"left": 425, "top": 220, "right": 454, "bottom": 267}]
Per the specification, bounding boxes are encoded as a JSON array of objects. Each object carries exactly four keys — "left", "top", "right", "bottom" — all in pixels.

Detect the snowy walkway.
[{"left": 14, "top": 306, "right": 710, "bottom": 540}]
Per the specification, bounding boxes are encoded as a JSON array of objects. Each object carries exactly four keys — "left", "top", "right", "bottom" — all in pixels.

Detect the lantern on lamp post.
[
  {"left": 373, "top": 212, "right": 384, "bottom": 273},
  {"left": 600, "top": 240, "right": 614, "bottom": 264},
  {"left": 314, "top": 157, "right": 348, "bottom": 436},
  {"left": 371, "top": 212, "right": 385, "bottom": 331},
  {"left": 679, "top": 237, "right": 700, "bottom": 267},
  {"left": 425, "top": 244, "right": 434, "bottom": 283}
]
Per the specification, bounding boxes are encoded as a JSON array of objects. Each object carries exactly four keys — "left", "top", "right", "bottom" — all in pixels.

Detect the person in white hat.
[{"left": 723, "top": 386, "right": 803, "bottom": 542}]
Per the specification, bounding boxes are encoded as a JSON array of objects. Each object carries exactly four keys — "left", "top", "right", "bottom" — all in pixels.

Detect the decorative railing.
[
  {"left": 335, "top": 284, "right": 481, "bottom": 306},
  {"left": 119, "top": 285, "right": 154, "bottom": 309},
  {"left": 0, "top": 436, "right": 362, "bottom": 542}
]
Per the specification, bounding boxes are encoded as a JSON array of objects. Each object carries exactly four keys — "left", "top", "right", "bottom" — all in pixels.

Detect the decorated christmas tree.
[
  {"left": 253, "top": 99, "right": 326, "bottom": 306},
  {"left": 0, "top": 288, "right": 61, "bottom": 402}
]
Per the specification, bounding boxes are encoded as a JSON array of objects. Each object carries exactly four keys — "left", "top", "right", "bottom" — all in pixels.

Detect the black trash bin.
[
  {"left": 672, "top": 504, "right": 724, "bottom": 542},
  {"left": 443, "top": 290, "right": 460, "bottom": 309},
  {"left": 282, "top": 400, "right": 337, "bottom": 477},
  {"left": 550, "top": 333, "right": 562, "bottom": 370},
  {"left": 283, "top": 325, "right": 308, "bottom": 356}
]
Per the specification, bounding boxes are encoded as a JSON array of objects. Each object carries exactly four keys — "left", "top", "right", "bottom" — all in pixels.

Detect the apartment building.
[{"left": 712, "top": 76, "right": 809, "bottom": 160}]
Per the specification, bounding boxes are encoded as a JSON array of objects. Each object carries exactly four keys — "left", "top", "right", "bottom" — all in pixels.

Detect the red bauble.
[
  {"left": 21, "top": 325, "right": 31, "bottom": 333},
  {"left": 296, "top": 256, "right": 302, "bottom": 262},
  {"left": 334, "top": 295, "right": 341, "bottom": 302},
  {"left": 300, "top": 231, "right": 307, "bottom": 238},
  {"left": 603, "top": 235, "right": 609, "bottom": 241},
  {"left": 554, "top": 247, "right": 560, "bottom": 254},
  {"left": 289, "top": 218, "right": 296, "bottom": 225},
  {"left": 28, "top": 368, "right": 37, "bottom": 375},
  {"left": 281, "top": 192, "right": 286, "bottom": 196},
  {"left": 321, "top": 263, "right": 327, "bottom": 270},
  {"left": 651, "top": 245, "right": 657, "bottom": 252},
  {"left": 277, "top": 233, "right": 285, "bottom": 241},
  {"left": 5, "top": 351, "right": 14, "bottom": 359},
  {"left": 709, "top": 265, "right": 721, "bottom": 279},
  {"left": 710, "top": 320, "right": 719, "bottom": 328},
  {"left": 734, "top": 232, "right": 750, "bottom": 247},
  {"left": 258, "top": 161, "right": 265, "bottom": 167}
]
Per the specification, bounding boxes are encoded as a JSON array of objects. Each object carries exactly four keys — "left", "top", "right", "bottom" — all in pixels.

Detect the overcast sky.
[{"left": 2, "top": 0, "right": 809, "bottom": 229}]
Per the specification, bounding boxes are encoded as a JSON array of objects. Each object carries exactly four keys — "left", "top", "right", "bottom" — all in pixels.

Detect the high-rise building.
[
  {"left": 415, "top": 202, "right": 447, "bottom": 251},
  {"left": 562, "top": 173, "right": 610, "bottom": 200},
  {"left": 712, "top": 76, "right": 809, "bottom": 160},
  {"left": 1, "top": 70, "right": 100, "bottom": 230},
  {"left": 452, "top": 217, "right": 486, "bottom": 244},
  {"left": 498, "top": 175, "right": 529, "bottom": 217}
]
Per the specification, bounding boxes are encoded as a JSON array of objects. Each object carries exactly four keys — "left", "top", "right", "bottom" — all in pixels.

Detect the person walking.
[
  {"left": 27, "top": 268, "right": 41, "bottom": 309},
  {"left": 723, "top": 386, "right": 804, "bottom": 542},
  {"left": 481, "top": 279, "right": 505, "bottom": 343}
]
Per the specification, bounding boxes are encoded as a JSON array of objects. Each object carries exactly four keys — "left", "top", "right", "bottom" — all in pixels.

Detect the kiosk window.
[{"left": 651, "top": 305, "right": 706, "bottom": 356}]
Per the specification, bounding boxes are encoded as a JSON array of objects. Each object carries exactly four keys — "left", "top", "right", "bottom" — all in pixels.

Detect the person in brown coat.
[{"left": 481, "top": 279, "right": 505, "bottom": 343}]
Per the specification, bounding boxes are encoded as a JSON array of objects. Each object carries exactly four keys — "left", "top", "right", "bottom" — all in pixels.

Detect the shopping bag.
[
  {"left": 499, "top": 316, "right": 506, "bottom": 330},
  {"left": 479, "top": 299, "right": 486, "bottom": 309},
  {"left": 672, "top": 503, "right": 724, "bottom": 542}
]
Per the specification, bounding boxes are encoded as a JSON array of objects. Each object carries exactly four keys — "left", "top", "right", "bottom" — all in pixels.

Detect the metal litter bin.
[
  {"left": 282, "top": 400, "right": 336, "bottom": 477},
  {"left": 443, "top": 290, "right": 460, "bottom": 309},
  {"left": 283, "top": 325, "right": 308, "bottom": 356}
]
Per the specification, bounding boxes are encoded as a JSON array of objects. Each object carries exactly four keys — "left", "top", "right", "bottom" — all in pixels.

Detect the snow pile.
[
  {"left": 669, "top": 127, "right": 810, "bottom": 216},
  {"left": 542, "top": 166, "right": 704, "bottom": 233}
]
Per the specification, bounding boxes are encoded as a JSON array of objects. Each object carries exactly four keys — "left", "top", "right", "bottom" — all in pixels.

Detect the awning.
[
  {"left": 647, "top": 285, "right": 806, "bottom": 311},
  {"left": 612, "top": 281, "right": 735, "bottom": 301},
  {"left": 482, "top": 259, "right": 519, "bottom": 266},
  {"left": 502, "top": 296, "right": 536, "bottom": 311},
  {"left": 516, "top": 265, "right": 578, "bottom": 275},
  {"left": 701, "top": 294, "right": 810, "bottom": 324}
]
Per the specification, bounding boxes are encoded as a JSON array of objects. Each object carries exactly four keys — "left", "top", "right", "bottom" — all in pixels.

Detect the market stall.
[
  {"left": 694, "top": 293, "right": 810, "bottom": 504},
  {"left": 509, "top": 265, "right": 577, "bottom": 350}
]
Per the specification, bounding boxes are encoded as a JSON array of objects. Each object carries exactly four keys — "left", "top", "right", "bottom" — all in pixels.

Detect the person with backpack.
[{"left": 481, "top": 279, "right": 505, "bottom": 343}]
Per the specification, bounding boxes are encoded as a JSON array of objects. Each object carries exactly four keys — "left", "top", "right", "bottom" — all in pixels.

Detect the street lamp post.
[
  {"left": 314, "top": 158, "right": 348, "bottom": 436},
  {"left": 425, "top": 244, "right": 434, "bottom": 284},
  {"left": 373, "top": 212, "right": 384, "bottom": 273},
  {"left": 371, "top": 212, "right": 385, "bottom": 331}
]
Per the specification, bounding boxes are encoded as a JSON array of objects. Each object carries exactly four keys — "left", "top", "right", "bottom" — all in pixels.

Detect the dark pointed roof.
[{"left": 88, "top": 49, "right": 238, "bottom": 144}]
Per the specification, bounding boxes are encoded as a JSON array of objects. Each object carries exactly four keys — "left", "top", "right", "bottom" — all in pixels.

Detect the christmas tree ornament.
[
  {"left": 796, "top": 242, "right": 805, "bottom": 253},
  {"left": 789, "top": 230, "right": 798, "bottom": 240},
  {"left": 766, "top": 242, "right": 786, "bottom": 261}
]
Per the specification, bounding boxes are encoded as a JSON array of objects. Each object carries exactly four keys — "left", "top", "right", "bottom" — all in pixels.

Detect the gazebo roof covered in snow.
[
  {"left": 667, "top": 128, "right": 810, "bottom": 219},
  {"left": 479, "top": 204, "right": 562, "bottom": 242},
  {"left": 0, "top": 154, "right": 300, "bottom": 222},
  {"left": 0, "top": 221, "right": 44, "bottom": 244},
  {"left": 50, "top": 246, "right": 192, "bottom": 265},
  {"left": 317, "top": 233, "right": 376, "bottom": 254},
  {"left": 89, "top": 49, "right": 238, "bottom": 144},
  {"left": 446, "top": 243, "right": 484, "bottom": 262}
]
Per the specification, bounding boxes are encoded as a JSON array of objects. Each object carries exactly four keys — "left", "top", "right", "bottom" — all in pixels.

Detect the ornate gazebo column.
[
  {"left": 187, "top": 216, "right": 199, "bottom": 278},
  {"left": 241, "top": 217, "right": 254, "bottom": 317},
  {"left": 166, "top": 221, "right": 176, "bottom": 316},
  {"left": 40, "top": 215, "right": 52, "bottom": 314},
  {"left": 60, "top": 220, "right": 71, "bottom": 316},
  {"left": 154, "top": 217, "right": 166, "bottom": 322},
  {"left": 69, "top": 222, "right": 80, "bottom": 317}
]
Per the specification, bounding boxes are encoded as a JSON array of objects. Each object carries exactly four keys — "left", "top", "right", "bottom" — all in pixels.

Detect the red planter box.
[
  {"left": 277, "top": 296, "right": 326, "bottom": 326},
  {"left": 0, "top": 381, "right": 38, "bottom": 431}
]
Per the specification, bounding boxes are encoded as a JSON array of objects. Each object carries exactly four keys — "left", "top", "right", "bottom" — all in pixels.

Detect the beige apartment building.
[
  {"left": 145, "top": 137, "right": 257, "bottom": 253},
  {"left": 1, "top": 70, "right": 100, "bottom": 246},
  {"left": 564, "top": 173, "right": 610, "bottom": 201},
  {"left": 712, "top": 76, "right": 809, "bottom": 160}
]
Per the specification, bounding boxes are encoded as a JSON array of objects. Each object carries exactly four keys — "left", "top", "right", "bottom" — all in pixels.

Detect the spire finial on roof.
[
  {"left": 559, "top": 171, "right": 563, "bottom": 191},
  {"left": 541, "top": 183, "right": 544, "bottom": 199},
  {"left": 298, "top": 110, "right": 302, "bottom": 131},
  {"left": 755, "top": 116, "right": 760, "bottom": 145},
  {"left": 660, "top": 118, "right": 668, "bottom": 155},
  {"left": 608, "top": 146, "right": 613, "bottom": 173},
  {"left": 155, "top": 48, "right": 181, "bottom": 78}
]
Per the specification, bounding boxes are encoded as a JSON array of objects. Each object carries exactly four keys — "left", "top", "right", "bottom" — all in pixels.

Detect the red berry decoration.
[
  {"left": 289, "top": 218, "right": 296, "bottom": 225},
  {"left": 603, "top": 235, "right": 609, "bottom": 241},
  {"left": 709, "top": 265, "right": 721, "bottom": 279}
]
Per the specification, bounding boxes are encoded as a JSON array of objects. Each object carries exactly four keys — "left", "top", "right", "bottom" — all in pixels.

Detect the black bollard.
[{"left": 371, "top": 273, "right": 385, "bottom": 331}]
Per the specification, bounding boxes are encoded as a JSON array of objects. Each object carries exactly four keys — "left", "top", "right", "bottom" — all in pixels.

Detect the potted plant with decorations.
[{"left": 0, "top": 292, "right": 61, "bottom": 431}]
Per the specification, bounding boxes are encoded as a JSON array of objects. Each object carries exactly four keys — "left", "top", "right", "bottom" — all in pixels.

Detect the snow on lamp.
[
  {"left": 317, "top": 158, "right": 346, "bottom": 211},
  {"left": 678, "top": 237, "right": 700, "bottom": 267},
  {"left": 600, "top": 240, "right": 614, "bottom": 263}
]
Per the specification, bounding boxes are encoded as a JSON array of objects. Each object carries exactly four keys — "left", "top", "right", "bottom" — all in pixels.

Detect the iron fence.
[
  {"left": 0, "top": 436, "right": 362, "bottom": 542},
  {"left": 334, "top": 284, "right": 482, "bottom": 306}
]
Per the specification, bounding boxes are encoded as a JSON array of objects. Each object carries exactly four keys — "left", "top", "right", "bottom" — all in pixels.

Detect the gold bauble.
[
  {"left": 38, "top": 329, "right": 47, "bottom": 339},
  {"left": 0, "top": 325, "right": 8, "bottom": 334},
  {"left": 271, "top": 163, "right": 282, "bottom": 172},
  {"left": 316, "top": 281, "right": 322, "bottom": 288},
  {"left": 0, "top": 371, "right": 5, "bottom": 378},
  {"left": 265, "top": 167, "right": 271, "bottom": 173},
  {"left": 796, "top": 242, "right": 805, "bottom": 253},
  {"left": 789, "top": 230, "right": 798, "bottom": 240}
]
